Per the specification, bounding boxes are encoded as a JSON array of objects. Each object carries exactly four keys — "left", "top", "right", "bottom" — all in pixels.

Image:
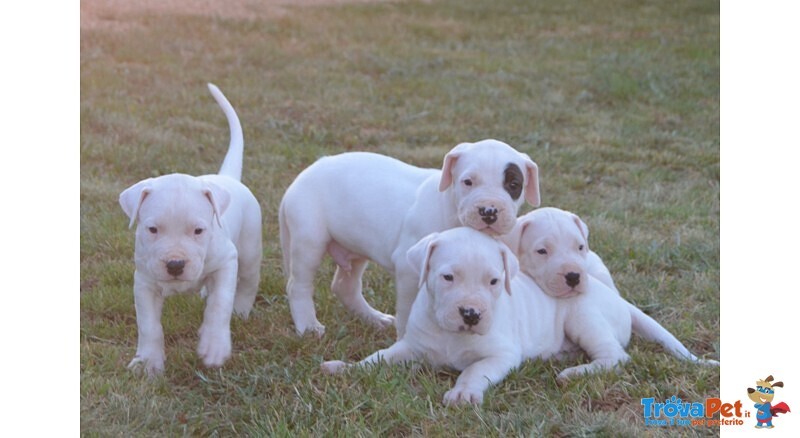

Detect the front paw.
[
  {"left": 197, "top": 326, "right": 232, "bottom": 368},
  {"left": 443, "top": 386, "right": 484, "bottom": 406},
  {"left": 127, "top": 354, "right": 165, "bottom": 377}
]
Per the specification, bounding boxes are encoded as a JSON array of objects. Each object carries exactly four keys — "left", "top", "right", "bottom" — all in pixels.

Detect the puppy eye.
[
  {"left": 148, "top": 227, "right": 158, "bottom": 234},
  {"left": 490, "top": 278, "right": 498, "bottom": 285},
  {"left": 463, "top": 179, "right": 473, "bottom": 187},
  {"left": 443, "top": 274, "right": 454, "bottom": 282},
  {"left": 536, "top": 248, "right": 547, "bottom": 255},
  {"left": 579, "top": 245, "right": 585, "bottom": 251},
  {"left": 194, "top": 228, "right": 204, "bottom": 235}
]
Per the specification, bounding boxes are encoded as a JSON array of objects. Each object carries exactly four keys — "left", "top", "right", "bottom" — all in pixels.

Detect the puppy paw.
[
  {"left": 367, "top": 312, "right": 396, "bottom": 330},
  {"left": 443, "top": 386, "right": 483, "bottom": 406},
  {"left": 557, "top": 364, "right": 596, "bottom": 382},
  {"left": 296, "top": 322, "right": 326, "bottom": 338},
  {"left": 321, "top": 360, "right": 349, "bottom": 375},
  {"left": 127, "top": 355, "right": 165, "bottom": 377},
  {"left": 197, "top": 327, "right": 232, "bottom": 368},
  {"left": 233, "top": 293, "right": 256, "bottom": 319},
  {"left": 698, "top": 358, "right": 720, "bottom": 367}
]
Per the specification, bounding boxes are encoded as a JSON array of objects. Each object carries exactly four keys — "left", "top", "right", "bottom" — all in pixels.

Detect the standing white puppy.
[
  {"left": 501, "top": 207, "right": 719, "bottom": 380},
  {"left": 321, "top": 227, "right": 570, "bottom": 406},
  {"left": 279, "top": 140, "right": 540, "bottom": 338},
  {"left": 119, "top": 84, "right": 262, "bottom": 376}
]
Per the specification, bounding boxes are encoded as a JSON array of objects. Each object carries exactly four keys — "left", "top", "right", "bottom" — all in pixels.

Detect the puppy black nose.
[
  {"left": 459, "top": 307, "right": 481, "bottom": 326},
  {"left": 478, "top": 207, "right": 498, "bottom": 225},
  {"left": 166, "top": 260, "right": 185, "bottom": 276},
  {"left": 565, "top": 272, "right": 580, "bottom": 288}
]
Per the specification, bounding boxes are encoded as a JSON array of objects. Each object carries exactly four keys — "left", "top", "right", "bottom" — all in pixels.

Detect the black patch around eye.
[{"left": 503, "top": 164, "right": 524, "bottom": 200}]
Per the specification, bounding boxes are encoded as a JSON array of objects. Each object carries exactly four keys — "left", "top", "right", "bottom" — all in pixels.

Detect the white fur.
[
  {"left": 119, "top": 84, "right": 262, "bottom": 376},
  {"left": 502, "top": 207, "right": 719, "bottom": 380},
  {"left": 279, "top": 139, "right": 540, "bottom": 337},
  {"left": 321, "top": 228, "right": 571, "bottom": 406}
]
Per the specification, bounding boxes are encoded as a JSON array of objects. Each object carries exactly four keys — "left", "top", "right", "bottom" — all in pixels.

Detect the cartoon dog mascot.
[{"left": 747, "top": 375, "right": 791, "bottom": 428}]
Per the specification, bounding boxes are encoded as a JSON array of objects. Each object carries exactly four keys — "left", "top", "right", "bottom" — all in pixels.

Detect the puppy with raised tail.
[
  {"left": 280, "top": 139, "right": 540, "bottom": 338},
  {"left": 501, "top": 207, "right": 719, "bottom": 380},
  {"left": 322, "top": 227, "right": 569, "bottom": 406},
  {"left": 119, "top": 84, "right": 262, "bottom": 376}
]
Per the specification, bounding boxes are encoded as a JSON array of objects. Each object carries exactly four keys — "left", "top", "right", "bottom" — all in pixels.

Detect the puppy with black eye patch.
[
  {"left": 280, "top": 139, "right": 541, "bottom": 340},
  {"left": 501, "top": 207, "right": 719, "bottom": 380}
]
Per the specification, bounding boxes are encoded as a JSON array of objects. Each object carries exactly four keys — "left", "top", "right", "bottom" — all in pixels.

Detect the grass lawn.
[{"left": 80, "top": 0, "right": 720, "bottom": 435}]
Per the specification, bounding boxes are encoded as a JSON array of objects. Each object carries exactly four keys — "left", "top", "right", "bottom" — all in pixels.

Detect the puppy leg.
[
  {"left": 128, "top": 273, "right": 166, "bottom": 376},
  {"left": 628, "top": 303, "right": 719, "bottom": 366},
  {"left": 197, "top": 262, "right": 237, "bottom": 368},
  {"left": 393, "top": 264, "right": 421, "bottom": 339},
  {"left": 233, "top": 235, "right": 262, "bottom": 319},
  {"left": 443, "top": 354, "right": 518, "bottom": 406},
  {"left": 285, "top": 235, "right": 328, "bottom": 337},
  {"left": 331, "top": 257, "right": 394, "bottom": 329},
  {"left": 557, "top": 328, "right": 630, "bottom": 381},
  {"left": 321, "top": 340, "right": 415, "bottom": 374}
]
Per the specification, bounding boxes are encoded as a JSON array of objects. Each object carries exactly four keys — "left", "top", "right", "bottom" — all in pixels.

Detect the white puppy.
[
  {"left": 279, "top": 139, "right": 540, "bottom": 337},
  {"left": 119, "top": 84, "right": 262, "bottom": 376},
  {"left": 321, "top": 227, "right": 570, "bottom": 406},
  {"left": 501, "top": 207, "right": 719, "bottom": 380}
]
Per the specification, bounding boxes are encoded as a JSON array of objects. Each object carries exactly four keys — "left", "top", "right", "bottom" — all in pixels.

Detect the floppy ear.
[
  {"left": 498, "top": 217, "right": 525, "bottom": 254},
  {"left": 520, "top": 153, "right": 541, "bottom": 207},
  {"left": 438, "top": 142, "right": 471, "bottom": 191},
  {"left": 571, "top": 213, "right": 589, "bottom": 245},
  {"left": 499, "top": 241, "right": 519, "bottom": 295},
  {"left": 202, "top": 181, "right": 231, "bottom": 228},
  {"left": 406, "top": 233, "right": 439, "bottom": 290},
  {"left": 119, "top": 179, "right": 153, "bottom": 229},
  {"left": 765, "top": 375, "right": 775, "bottom": 382},
  {"left": 773, "top": 381, "right": 784, "bottom": 388},
  {"left": 499, "top": 217, "right": 529, "bottom": 256}
]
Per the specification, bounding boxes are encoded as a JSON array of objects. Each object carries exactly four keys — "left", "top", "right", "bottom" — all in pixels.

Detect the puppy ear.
[
  {"left": 499, "top": 241, "right": 519, "bottom": 295},
  {"left": 119, "top": 179, "right": 153, "bottom": 229},
  {"left": 520, "top": 153, "right": 541, "bottom": 207},
  {"left": 505, "top": 216, "right": 535, "bottom": 256},
  {"left": 766, "top": 375, "right": 775, "bottom": 382},
  {"left": 773, "top": 381, "right": 784, "bottom": 388},
  {"left": 438, "top": 142, "right": 471, "bottom": 191},
  {"left": 406, "top": 233, "right": 439, "bottom": 290},
  {"left": 571, "top": 213, "right": 589, "bottom": 245},
  {"left": 202, "top": 181, "right": 231, "bottom": 228}
]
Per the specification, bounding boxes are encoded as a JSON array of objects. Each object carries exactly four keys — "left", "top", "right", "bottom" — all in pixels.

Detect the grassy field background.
[{"left": 80, "top": 0, "right": 719, "bottom": 435}]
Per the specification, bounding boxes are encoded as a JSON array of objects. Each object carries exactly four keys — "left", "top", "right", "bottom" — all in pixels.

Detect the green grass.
[{"left": 81, "top": 0, "right": 719, "bottom": 435}]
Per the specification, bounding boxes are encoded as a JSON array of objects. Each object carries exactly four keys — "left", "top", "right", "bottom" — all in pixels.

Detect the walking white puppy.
[
  {"left": 119, "top": 84, "right": 262, "bottom": 376},
  {"left": 501, "top": 207, "right": 719, "bottom": 380},
  {"left": 322, "top": 228, "right": 570, "bottom": 406},
  {"left": 279, "top": 140, "right": 540, "bottom": 337}
]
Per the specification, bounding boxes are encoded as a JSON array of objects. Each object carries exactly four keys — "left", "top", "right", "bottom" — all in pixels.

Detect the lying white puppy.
[
  {"left": 501, "top": 207, "right": 719, "bottom": 379},
  {"left": 321, "top": 227, "right": 570, "bottom": 406},
  {"left": 280, "top": 139, "right": 540, "bottom": 338},
  {"left": 119, "top": 84, "right": 262, "bottom": 376}
]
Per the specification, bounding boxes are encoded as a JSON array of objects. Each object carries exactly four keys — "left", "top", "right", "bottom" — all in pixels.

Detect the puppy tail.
[
  {"left": 208, "top": 83, "right": 244, "bottom": 181},
  {"left": 627, "top": 302, "right": 705, "bottom": 363}
]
